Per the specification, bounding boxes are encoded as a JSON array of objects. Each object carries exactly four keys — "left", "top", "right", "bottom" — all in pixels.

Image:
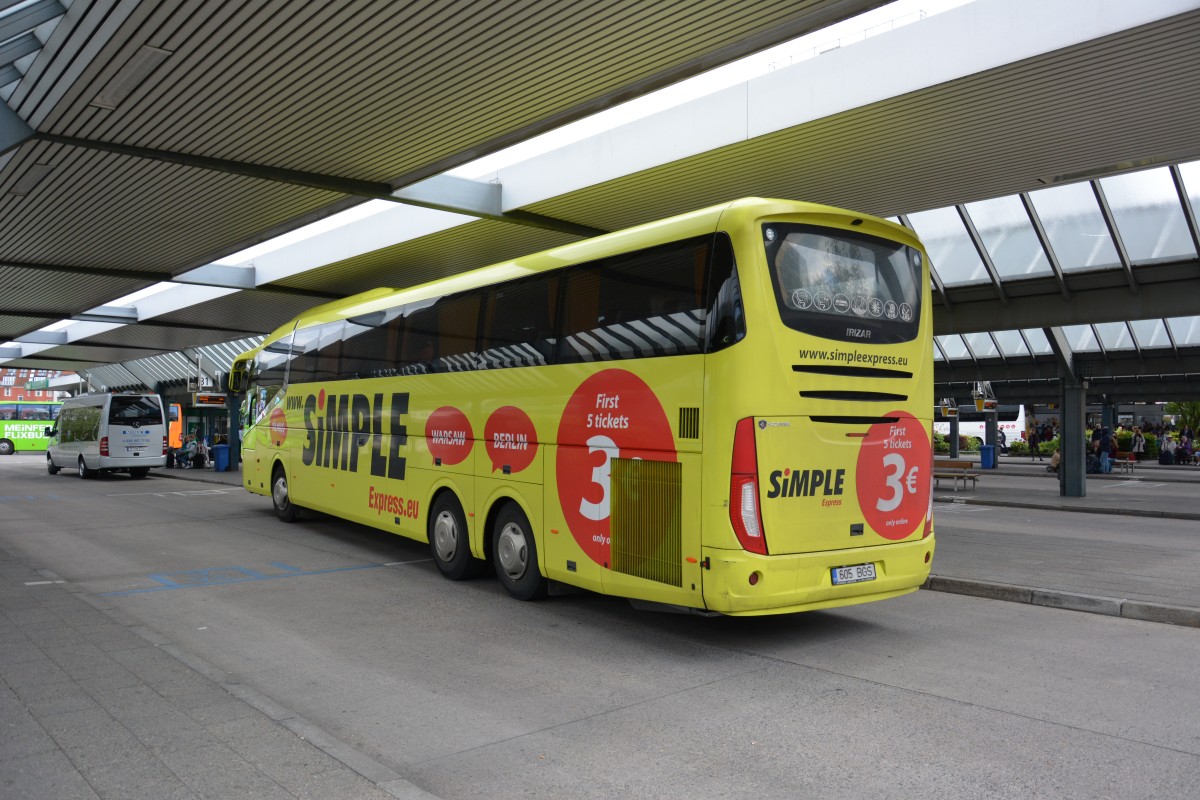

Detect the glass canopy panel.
[
  {"left": 1028, "top": 182, "right": 1120, "bottom": 272},
  {"left": 1166, "top": 316, "right": 1200, "bottom": 346},
  {"left": 1021, "top": 328, "right": 1053, "bottom": 355},
  {"left": 906, "top": 207, "right": 987, "bottom": 286},
  {"left": 1061, "top": 324, "right": 1100, "bottom": 352},
  {"left": 1099, "top": 168, "right": 1196, "bottom": 264},
  {"left": 962, "top": 196, "right": 1052, "bottom": 279},
  {"left": 1129, "top": 319, "right": 1171, "bottom": 349},
  {"left": 1093, "top": 321, "right": 1135, "bottom": 351},
  {"left": 992, "top": 329, "right": 1030, "bottom": 357},
  {"left": 963, "top": 332, "right": 999, "bottom": 358},
  {"left": 936, "top": 334, "right": 971, "bottom": 360},
  {"left": 1178, "top": 160, "right": 1200, "bottom": 223}
]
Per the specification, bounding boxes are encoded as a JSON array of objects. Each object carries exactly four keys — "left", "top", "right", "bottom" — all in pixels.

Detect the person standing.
[
  {"left": 1099, "top": 427, "right": 1113, "bottom": 474},
  {"left": 1029, "top": 425, "right": 1042, "bottom": 460},
  {"left": 1131, "top": 426, "right": 1145, "bottom": 461}
]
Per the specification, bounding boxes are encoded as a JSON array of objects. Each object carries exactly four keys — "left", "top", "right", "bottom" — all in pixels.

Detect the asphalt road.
[{"left": 2, "top": 455, "right": 1199, "bottom": 799}]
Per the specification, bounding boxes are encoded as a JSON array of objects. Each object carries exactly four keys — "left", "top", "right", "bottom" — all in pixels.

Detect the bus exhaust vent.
[
  {"left": 610, "top": 458, "right": 682, "bottom": 588},
  {"left": 811, "top": 416, "right": 901, "bottom": 425},
  {"left": 799, "top": 391, "right": 908, "bottom": 402},
  {"left": 678, "top": 407, "right": 700, "bottom": 439},
  {"left": 793, "top": 365, "right": 912, "bottom": 379}
]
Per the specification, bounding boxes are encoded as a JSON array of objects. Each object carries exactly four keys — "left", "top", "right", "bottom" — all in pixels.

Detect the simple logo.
[{"left": 300, "top": 391, "right": 408, "bottom": 480}]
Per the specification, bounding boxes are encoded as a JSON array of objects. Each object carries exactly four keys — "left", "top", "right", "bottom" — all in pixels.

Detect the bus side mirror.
[
  {"left": 228, "top": 363, "right": 248, "bottom": 393},
  {"left": 44, "top": 427, "right": 55, "bottom": 437}
]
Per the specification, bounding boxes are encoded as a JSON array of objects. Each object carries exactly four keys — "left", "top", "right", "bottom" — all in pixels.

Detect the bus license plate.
[{"left": 832, "top": 563, "right": 876, "bottom": 585}]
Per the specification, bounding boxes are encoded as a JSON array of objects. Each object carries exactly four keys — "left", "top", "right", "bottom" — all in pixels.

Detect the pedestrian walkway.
[
  {"left": 926, "top": 453, "right": 1200, "bottom": 627},
  {"left": 0, "top": 476, "right": 435, "bottom": 799}
]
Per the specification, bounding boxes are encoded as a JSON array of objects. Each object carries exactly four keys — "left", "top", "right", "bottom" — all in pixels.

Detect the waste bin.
[
  {"left": 211, "top": 444, "right": 230, "bottom": 472},
  {"left": 979, "top": 444, "right": 996, "bottom": 469}
]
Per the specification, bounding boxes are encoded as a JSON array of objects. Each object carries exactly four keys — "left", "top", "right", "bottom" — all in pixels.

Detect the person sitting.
[{"left": 1047, "top": 448, "right": 1061, "bottom": 474}]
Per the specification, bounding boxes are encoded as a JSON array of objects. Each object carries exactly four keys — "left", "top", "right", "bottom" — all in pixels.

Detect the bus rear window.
[
  {"left": 763, "top": 224, "right": 923, "bottom": 344},
  {"left": 108, "top": 396, "right": 163, "bottom": 425}
]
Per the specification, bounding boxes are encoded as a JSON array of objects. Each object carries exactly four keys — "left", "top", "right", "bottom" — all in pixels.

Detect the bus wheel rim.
[
  {"left": 496, "top": 522, "right": 528, "bottom": 581},
  {"left": 432, "top": 510, "right": 459, "bottom": 562},
  {"left": 272, "top": 475, "right": 289, "bottom": 509}
]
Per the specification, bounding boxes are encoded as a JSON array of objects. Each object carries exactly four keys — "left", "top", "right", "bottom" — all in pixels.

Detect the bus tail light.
[
  {"left": 730, "top": 418, "right": 768, "bottom": 555},
  {"left": 99, "top": 437, "right": 109, "bottom": 456},
  {"left": 162, "top": 436, "right": 168, "bottom": 456}
]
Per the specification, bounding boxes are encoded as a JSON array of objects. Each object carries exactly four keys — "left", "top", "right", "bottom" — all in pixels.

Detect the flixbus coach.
[
  {"left": 0, "top": 400, "right": 61, "bottom": 455},
  {"left": 229, "top": 198, "right": 935, "bottom": 615}
]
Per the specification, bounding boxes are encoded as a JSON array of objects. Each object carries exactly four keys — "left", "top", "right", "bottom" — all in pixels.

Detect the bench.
[
  {"left": 933, "top": 459, "right": 980, "bottom": 491},
  {"left": 1114, "top": 451, "right": 1136, "bottom": 475}
]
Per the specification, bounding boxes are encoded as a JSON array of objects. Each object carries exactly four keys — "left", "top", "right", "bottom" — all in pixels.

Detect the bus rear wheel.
[
  {"left": 77, "top": 457, "right": 95, "bottom": 479},
  {"left": 492, "top": 503, "right": 546, "bottom": 601},
  {"left": 0, "top": 439, "right": 13, "bottom": 456},
  {"left": 271, "top": 465, "right": 300, "bottom": 522},
  {"left": 429, "top": 493, "right": 486, "bottom": 580}
]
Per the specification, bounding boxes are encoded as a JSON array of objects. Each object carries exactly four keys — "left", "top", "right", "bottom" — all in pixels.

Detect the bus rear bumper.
[{"left": 701, "top": 535, "right": 935, "bottom": 616}]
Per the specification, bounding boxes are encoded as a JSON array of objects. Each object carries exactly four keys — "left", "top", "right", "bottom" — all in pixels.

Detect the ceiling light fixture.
[{"left": 90, "top": 45, "right": 172, "bottom": 110}]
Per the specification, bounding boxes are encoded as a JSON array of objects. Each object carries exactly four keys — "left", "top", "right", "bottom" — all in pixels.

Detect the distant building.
[{"left": 0, "top": 368, "right": 71, "bottom": 402}]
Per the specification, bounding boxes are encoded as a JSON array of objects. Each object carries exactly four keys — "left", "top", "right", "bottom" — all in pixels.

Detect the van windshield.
[{"left": 108, "top": 396, "right": 163, "bottom": 425}]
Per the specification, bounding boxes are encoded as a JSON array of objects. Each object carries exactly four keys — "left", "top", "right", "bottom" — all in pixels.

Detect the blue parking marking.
[{"left": 100, "top": 560, "right": 386, "bottom": 596}]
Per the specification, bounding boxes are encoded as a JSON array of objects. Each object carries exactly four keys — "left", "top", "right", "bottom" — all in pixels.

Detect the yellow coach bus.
[{"left": 229, "top": 198, "right": 935, "bottom": 615}]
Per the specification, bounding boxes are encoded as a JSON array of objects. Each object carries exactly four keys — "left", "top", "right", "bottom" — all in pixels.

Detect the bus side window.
[
  {"left": 704, "top": 233, "right": 745, "bottom": 353},
  {"left": 558, "top": 236, "right": 709, "bottom": 363},
  {"left": 479, "top": 274, "right": 558, "bottom": 369}
]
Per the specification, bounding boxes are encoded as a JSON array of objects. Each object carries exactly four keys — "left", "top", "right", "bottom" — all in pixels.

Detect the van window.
[{"left": 108, "top": 396, "right": 163, "bottom": 425}]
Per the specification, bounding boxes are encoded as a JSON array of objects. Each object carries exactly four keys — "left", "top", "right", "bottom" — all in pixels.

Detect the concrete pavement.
[{"left": 3, "top": 453, "right": 1199, "bottom": 799}]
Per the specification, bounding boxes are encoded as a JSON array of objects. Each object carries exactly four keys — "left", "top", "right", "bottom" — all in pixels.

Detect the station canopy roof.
[{"left": 1, "top": 0, "right": 1199, "bottom": 404}]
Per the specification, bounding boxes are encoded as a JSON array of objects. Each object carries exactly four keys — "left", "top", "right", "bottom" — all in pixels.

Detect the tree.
[{"left": 1165, "top": 401, "right": 1200, "bottom": 432}]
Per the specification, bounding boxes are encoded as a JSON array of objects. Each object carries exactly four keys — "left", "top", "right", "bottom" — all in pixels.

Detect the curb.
[
  {"left": 932, "top": 495, "right": 1200, "bottom": 522},
  {"left": 923, "top": 575, "right": 1200, "bottom": 628}
]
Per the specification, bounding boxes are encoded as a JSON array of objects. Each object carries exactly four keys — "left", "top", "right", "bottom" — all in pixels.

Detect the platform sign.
[{"left": 193, "top": 393, "right": 227, "bottom": 407}]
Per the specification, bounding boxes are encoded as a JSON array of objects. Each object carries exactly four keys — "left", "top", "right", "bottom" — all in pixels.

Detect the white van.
[{"left": 46, "top": 393, "right": 168, "bottom": 478}]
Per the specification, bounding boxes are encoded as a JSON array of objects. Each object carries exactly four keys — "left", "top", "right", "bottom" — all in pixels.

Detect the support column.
[
  {"left": 1059, "top": 380, "right": 1087, "bottom": 497},
  {"left": 949, "top": 416, "right": 960, "bottom": 458},
  {"left": 227, "top": 393, "right": 242, "bottom": 470}
]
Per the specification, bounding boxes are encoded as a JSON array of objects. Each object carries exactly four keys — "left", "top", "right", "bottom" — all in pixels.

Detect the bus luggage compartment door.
[{"left": 754, "top": 415, "right": 930, "bottom": 554}]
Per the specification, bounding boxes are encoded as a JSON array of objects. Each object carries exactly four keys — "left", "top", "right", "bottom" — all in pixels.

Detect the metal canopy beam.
[
  {"left": 0, "top": 94, "right": 33, "bottom": 155},
  {"left": 71, "top": 306, "right": 138, "bottom": 324},
  {"left": 0, "top": 0, "right": 64, "bottom": 44},
  {"left": 14, "top": 331, "right": 67, "bottom": 345},
  {"left": 934, "top": 263, "right": 1200, "bottom": 335},
  {"left": 33, "top": 133, "right": 607, "bottom": 238},
  {"left": 0, "top": 345, "right": 21, "bottom": 359}
]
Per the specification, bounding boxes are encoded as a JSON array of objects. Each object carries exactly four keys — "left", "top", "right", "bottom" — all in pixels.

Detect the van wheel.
[
  {"left": 429, "top": 493, "right": 486, "bottom": 580},
  {"left": 271, "top": 465, "right": 300, "bottom": 522},
  {"left": 47, "top": 454, "right": 59, "bottom": 475},
  {"left": 492, "top": 503, "right": 547, "bottom": 601},
  {"left": 0, "top": 439, "right": 13, "bottom": 456},
  {"left": 77, "top": 457, "right": 95, "bottom": 479},
  {"left": 129, "top": 467, "right": 150, "bottom": 479}
]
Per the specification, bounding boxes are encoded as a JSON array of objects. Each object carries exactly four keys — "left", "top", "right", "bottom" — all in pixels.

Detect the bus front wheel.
[
  {"left": 47, "top": 454, "right": 59, "bottom": 475},
  {"left": 429, "top": 493, "right": 486, "bottom": 580},
  {"left": 492, "top": 503, "right": 547, "bottom": 601},
  {"left": 0, "top": 439, "right": 13, "bottom": 456},
  {"left": 271, "top": 466, "right": 300, "bottom": 522}
]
